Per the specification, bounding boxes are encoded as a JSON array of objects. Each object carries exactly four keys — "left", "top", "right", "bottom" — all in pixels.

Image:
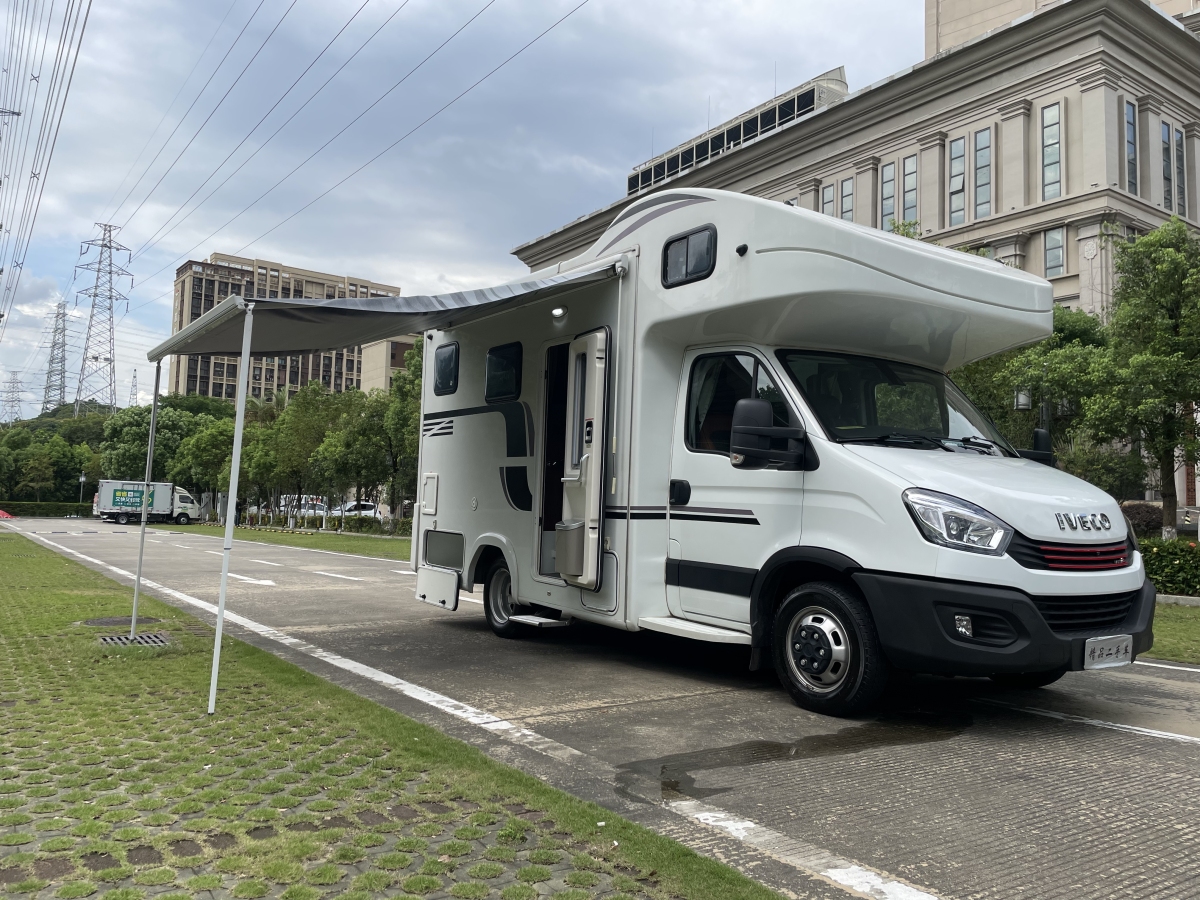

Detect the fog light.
[
  {"left": 954, "top": 615, "right": 973, "bottom": 638},
  {"left": 551, "top": 306, "right": 567, "bottom": 319}
]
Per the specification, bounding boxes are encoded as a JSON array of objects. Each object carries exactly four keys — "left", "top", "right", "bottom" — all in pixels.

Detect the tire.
[
  {"left": 116, "top": 513, "right": 130, "bottom": 525},
  {"left": 772, "top": 580, "right": 890, "bottom": 717},
  {"left": 175, "top": 513, "right": 190, "bottom": 526},
  {"left": 482, "top": 558, "right": 528, "bottom": 639},
  {"left": 990, "top": 668, "right": 1066, "bottom": 690}
]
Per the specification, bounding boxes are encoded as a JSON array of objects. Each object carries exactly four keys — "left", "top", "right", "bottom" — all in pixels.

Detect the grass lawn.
[
  {"left": 1146, "top": 603, "right": 1200, "bottom": 665},
  {"left": 0, "top": 533, "right": 778, "bottom": 900},
  {"left": 150, "top": 525, "right": 411, "bottom": 563}
]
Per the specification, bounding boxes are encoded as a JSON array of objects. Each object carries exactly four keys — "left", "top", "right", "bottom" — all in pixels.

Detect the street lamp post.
[{"left": 78, "top": 472, "right": 86, "bottom": 503}]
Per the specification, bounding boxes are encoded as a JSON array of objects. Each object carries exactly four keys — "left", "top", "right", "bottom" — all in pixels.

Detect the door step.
[
  {"left": 638, "top": 616, "right": 751, "bottom": 644},
  {"left": 510, "top": 614, "right": 570, "bottom": 628}
]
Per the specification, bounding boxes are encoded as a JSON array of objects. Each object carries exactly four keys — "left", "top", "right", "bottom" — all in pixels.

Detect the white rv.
[{"left": 412, "top": 189, "right": 1153, "bottom": 716}]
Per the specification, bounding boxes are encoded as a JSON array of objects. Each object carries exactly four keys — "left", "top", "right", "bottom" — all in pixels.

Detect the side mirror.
[
  {"left": 730, "top": 398, "right": 806, "bottom": 470},
  {"left": 1018, "top": 428, "right": 1055, "bottom": 466}
]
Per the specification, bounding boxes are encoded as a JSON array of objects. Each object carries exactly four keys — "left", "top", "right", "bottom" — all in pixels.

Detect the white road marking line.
[
  {"left": 313, "top": 571, "right": 363, "bottom": 581},
  {"left": 173, "top": 544, "right": 191, "bottom": 549},
  {"left": 227, "top": 573, "right": 276, "bottom": 586},
  {"left": 977, "top": 699, "right": 1200, "bottom": 745},
  {"left": 460, "top": 597, "right": 483, "bottom": 605},
  {"left": 205, "top": 550, "right": 224, "bottom": 556},
  {"left": 1136, "top": 659, "right": 1200, "bottom": 673},
  {"left": 251, "top": 559, "right": 283, "bottom": 567},
  {"left": 391, "top": 569, "right": 415, "bottom": 575},
  {"left": 147, "top": 540, "right": 162, "bottom": 544},
  {"left": 10, "top": 521, "right": 939, "bottom": 900}
]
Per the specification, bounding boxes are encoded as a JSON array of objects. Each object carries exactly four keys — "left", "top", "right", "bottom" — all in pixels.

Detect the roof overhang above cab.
[{"left": 148, "top": 256, "right": 625, "bottom": 362}]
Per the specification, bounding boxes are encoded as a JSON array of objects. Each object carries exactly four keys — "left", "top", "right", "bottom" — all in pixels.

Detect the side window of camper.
[
  {"left": 433, "top": 342, "right": 459, "bottom": 396},
  {"left": 662, "top": 225, "right": 717, "bottom": 288},
  {"left": 686, "top": 354, "right": 790, "bottom": 454},
  {"left": 485, "top": 342, "right": 522, "bottom": 403}
]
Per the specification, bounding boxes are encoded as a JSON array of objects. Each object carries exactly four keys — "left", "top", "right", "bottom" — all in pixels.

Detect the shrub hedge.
[
  {"left": 1142, "top": 538, "right": 1200, "bottom": 597},
  {"left": 1123, "top": 502, "right": 1165, "bottom": 537},
  {"left": 0, "top": 502, "right": 94, "bottom": 518}
]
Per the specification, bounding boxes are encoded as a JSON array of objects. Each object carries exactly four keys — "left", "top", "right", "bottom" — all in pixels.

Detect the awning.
[{"left": 148, "top": 256, "right": 622, "bottom": 362}]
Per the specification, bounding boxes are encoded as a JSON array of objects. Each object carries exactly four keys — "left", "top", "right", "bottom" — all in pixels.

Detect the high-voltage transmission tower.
[
  {"left": 1, "top": 373, "right": 23, "bottom": 423},
  {"left": 41, "top": 300, "right": 69, "bottom": 413},
  {"left": 128, "top": 369, "right": 138, "bottom": 408},
  {"left": 74, "top": 225, "right": 131, "bottom": 417}
]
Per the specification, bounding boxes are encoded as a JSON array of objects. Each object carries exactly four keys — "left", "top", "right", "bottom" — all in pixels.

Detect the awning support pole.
[
  {"left": 130, "top": 361, "right": 162, "bottom": 639},
  {"left": 208, "top": 301, "right": 254, "bottom": 715}
]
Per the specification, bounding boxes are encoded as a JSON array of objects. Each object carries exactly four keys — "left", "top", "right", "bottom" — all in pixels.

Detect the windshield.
[{"left": 776, "top": 349, "right": 1017, "bottom": 456}]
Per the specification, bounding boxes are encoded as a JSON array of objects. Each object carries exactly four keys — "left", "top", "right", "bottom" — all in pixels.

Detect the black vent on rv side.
[
  {"left": 485, "top": 342, "right": 523, "bottom": 403},
  {"left": 433, "top": 342, "right": 459, "bottom": 395},
  {"left": 662, "top": 225, "right": 717, "bottom": 289}
]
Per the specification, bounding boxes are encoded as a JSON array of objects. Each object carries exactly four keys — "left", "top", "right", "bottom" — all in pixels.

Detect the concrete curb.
[{"left": 1158, "top": 594, "right": 1200, "bottom": 607}]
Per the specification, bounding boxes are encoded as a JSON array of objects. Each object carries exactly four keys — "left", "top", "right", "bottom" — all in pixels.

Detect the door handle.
[
  {"left": 669, "top": 479, "right": 691, "bottom": 506},
  {"left": 561, "top": 454, "right": 589, "bottom": 483}
]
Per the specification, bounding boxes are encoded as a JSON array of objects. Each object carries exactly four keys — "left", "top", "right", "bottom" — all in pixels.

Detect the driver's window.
[{"left": 686, "top": 353, "right": 790, "bottom": 454}]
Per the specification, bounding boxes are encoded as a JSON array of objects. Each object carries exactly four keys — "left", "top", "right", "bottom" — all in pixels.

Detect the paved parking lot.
[{"left": 10, "top": 518, "right": 1200, "bottom": 900}]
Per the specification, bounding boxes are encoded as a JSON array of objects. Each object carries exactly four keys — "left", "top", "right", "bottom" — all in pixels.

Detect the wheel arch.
[
  {"left": 748, "top": 546, "right": 862, "bottom": 664},
  {"left": 465, "top": 533, "right": 519, "bottom": 594}
]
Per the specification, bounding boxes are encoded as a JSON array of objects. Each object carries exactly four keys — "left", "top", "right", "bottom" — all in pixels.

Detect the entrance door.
[
  {"left": 668, "top": 350, "right": 804, "bottom": 625},
  {"left": 556, "top": 329, "right": 608, "bottom": 590}
]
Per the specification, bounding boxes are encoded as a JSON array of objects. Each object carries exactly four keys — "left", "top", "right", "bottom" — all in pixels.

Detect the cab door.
[
  {"left": 667, "top": 350, "right": 804, "bottom": 626},
  {"left": 555, "top": 329, "right": 608, "bottom": 590}
]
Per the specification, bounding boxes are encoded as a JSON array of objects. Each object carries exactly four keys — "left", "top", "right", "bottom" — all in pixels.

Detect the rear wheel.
[
  {"left": 116, "top": 513, "right": 130, "bottom": 525},
  {"left": 175, "top": 513, "right": 190, "bottom": 526},
  {"left": 483, "top": 558, "right": 528, "bottom": 639},
  {"left": 772, "top": 581, "right": 890, "bottom": 716},
  {"left": 990, "top": 668, "right": 1066, "bottom": 690}
]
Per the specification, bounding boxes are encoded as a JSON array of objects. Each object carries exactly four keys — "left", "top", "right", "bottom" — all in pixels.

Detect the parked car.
[{"left": 331, "top": 501, "right": 383, "bottom": 519}]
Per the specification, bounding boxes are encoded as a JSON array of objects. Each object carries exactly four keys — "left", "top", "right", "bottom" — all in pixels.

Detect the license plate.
[{"left": 1083, "top": 634, "right": 1133, "bottom": 670}]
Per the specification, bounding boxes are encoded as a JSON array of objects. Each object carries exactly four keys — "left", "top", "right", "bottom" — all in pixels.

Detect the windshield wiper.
[{"left": 841, "top": 433, "right": 953, "bottom": 451}]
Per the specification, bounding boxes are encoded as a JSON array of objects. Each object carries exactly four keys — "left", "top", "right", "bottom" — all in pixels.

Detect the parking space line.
[
  {"left": 391, "top": 570, "right": 415, "bottom": 576},
  {"left": 251, "top": 559, "right": 283, "bottom": 567},
  {"left": 975, "top": 698, "right": 1200, "bottom": 745},
  {"left": 205, "top": 550, "right": 224, "bottom": 557},
  {"left": 313, "top": 571, "right": 363, "bottom": 581},
  {"left": 226, "top": 573, "right": 276, "bottom": 586},
  {"left": 9, "top": 523, "right": 941, "bottom": 900},
  {"left": 1136, "top": 659, "right": 1200, "bottom": 674}
]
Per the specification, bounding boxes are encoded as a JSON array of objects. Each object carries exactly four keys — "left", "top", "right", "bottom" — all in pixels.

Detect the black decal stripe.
[
  {"left": 669, "top": 513, "right": 760, "bottom": 525},
  {"left": 627, "top": 511, "right": 667, "bottom": 520},
  {"left": 424, "top": 402, "right": 530, "bottom": 457},
  {"left": 500, "top": 466, "right": 533, "bottom": 512},
  {"left": 670, "top": 505, "right": 754, "bottom": 516},
  {"left": 666, "top": 559, "right": 757, "bottom": 597}
]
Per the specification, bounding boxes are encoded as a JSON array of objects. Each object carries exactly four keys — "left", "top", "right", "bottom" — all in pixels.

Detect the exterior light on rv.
[
  {"left": 551, "top": 306, "right": 567, "bottom": 319},
  {"left": 903, "top": 488, "right": 1013, "bottom": 556},
  {"left": 1013, "top": 389, "right": 1032, "bottom": 410}
]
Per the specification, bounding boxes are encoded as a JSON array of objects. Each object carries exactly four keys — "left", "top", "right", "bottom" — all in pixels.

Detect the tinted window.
[
  {"left": 686, "top": 354, "right": 790, "bottom": 454},
  {"left": 663, "top": 226, "right": 716, "bottom": 288},
  {"left": 485, "top": 342, "right": 522, "bottom": 403},
  {"left": 433, "top": 342, "right": 459, "bottom": 395}
]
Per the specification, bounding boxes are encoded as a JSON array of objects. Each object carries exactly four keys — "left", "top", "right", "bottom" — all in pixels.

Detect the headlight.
[{"left": 902, "top": 488, "right": 1013, "bottom": 556}]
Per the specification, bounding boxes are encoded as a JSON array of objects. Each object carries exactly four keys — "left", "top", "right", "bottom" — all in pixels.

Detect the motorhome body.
[{"left": 414, "top": 189, "right": 1153, "bottom": 715}]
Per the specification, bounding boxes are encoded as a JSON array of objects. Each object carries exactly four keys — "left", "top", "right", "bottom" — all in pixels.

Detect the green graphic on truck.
[{"left": 112, "top": 488, "right": 153, "bottom": 508}]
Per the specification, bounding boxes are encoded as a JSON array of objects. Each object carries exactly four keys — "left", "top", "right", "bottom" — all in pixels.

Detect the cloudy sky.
[{"left": 0, "top": 0, "right": 923, "bottom": 416}]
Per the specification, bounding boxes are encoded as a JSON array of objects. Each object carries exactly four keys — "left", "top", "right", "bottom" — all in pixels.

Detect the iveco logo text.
[{"left": 1056, "top": 512, "right": 1112, "bottom": 531}]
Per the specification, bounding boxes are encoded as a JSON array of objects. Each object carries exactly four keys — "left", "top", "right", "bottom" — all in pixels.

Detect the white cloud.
[{"left": 0, "top": 0, "right": 923, "bottom": 403}]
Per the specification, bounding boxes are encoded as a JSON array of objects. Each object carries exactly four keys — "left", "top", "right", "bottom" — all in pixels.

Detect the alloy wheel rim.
[
  {"left": 489, "top": 569, "right": 513, "bottom": 625},
  {"left": 786, "top": 604, "right": 852, "bottom": 693}
]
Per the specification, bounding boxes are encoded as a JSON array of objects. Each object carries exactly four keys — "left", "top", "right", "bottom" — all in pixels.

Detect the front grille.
[
  {"left": 1031, "top": 591, "right": 1138, "bottom": 634},
  {"left": 1008, "top": 533, "right": 1132, "bottom": 571}
]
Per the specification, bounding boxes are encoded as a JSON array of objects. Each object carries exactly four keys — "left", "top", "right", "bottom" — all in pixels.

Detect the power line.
[
  {"left": 129, "top": 0, "right": 389, "bottom": 263},
  {"left": 104, "top": 0, "right": 273, "bottom": 225},
  {"left": 97, "top": 0, "right": 243, "bottom": 224},
  {"left": 125, "top": 0, "right": 502, "bottom": 297},
  {"left": 117, "top": 0, "right": 304, "bottom": 232}
]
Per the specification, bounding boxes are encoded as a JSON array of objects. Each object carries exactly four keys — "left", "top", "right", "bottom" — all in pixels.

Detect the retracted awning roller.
[{"left": 147, "top": 257, "right": 622, "bottom": 362}]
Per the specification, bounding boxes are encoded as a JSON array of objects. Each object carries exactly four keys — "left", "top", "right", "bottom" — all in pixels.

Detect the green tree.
[
  {"left": 273, "top": 383, "right": 343, "bottom": 514},
  {"left": 384, "top": 346, "right": 423, "bottom": 514},
  {"left": 16, "top": 446, "right": 55, "bottom": 501},
  {"left": 161, "top": 393, "right": 236, "bottom": 419},
  {"left": 169, "top": 418, "right": 236, "bottom": 499},
  {"left": 0, "top": 445, "right": 16, "bottom": 499},
  {"left": 100, "top": 406, "right": 210, "bottom": 481}
]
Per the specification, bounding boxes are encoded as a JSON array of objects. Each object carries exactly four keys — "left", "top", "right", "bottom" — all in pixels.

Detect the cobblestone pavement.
[{"left": 12, "top": 520, "right": 1200, "bottom": 900}]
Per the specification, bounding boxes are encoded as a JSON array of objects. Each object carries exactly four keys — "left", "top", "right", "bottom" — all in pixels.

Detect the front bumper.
[{"left": 853, "top": 572, "right": 1156, "bottom": 676}]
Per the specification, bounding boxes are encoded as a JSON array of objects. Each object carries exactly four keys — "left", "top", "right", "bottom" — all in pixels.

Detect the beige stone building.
[
  {"left": 167, "top": 253, "right": 414, "bottom": 402},
  {"left": 516, "top": 0, "right": 1200, "bottom": 327}
]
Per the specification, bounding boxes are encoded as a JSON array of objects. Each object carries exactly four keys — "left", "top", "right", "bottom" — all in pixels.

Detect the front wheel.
[
  {"left": 116, "top": 513, "right": 130, "bottom": 525},
  {"left": 772, "top": 581, "right": 890, "bottom": 716},
  {"left": 483, "top": 558, "right": 528, "bottom": 638},
  {"left": 175, "top": 513, "right": 190, "bottom": 526}
]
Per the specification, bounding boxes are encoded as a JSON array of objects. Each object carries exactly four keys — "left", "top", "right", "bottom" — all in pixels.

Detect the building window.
[
  {"left": 1044, "top": 227, "right": 1065, "bottom": 278},
  {"left": 840, "top": 177, "right": 853, "bottom": 220},
  {"left": 974, "top": 128, "right": 991, "bottom": 218},
  {"left": 1125, "top": 102, "right": 1138, "bottom": 195},
  {"left": 949, "top": 137, "right": 966, "bottom": 225},
  {"left": 1177, "top": 129, "right": 1187, "bottom": 217},
  {"left": 880, "top": 162, "right": 896, "bottom": 231},
  {"left": 1042, "top": 103, "right": 1061, "bottom": 201},
  {"left": 1163, "top": 122, "right": 1174, "bottom": 211},
  {"left": 902, "top": 155, "right": 917, "bottom": 224},
  {"left": 821, "top": 184, "right": 835, "bottom": 216}
]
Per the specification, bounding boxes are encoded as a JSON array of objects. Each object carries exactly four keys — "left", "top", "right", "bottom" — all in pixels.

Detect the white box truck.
[
  {"left": 411, "top": 189, "right": 1153, "bottom": 716},
  {"left": 96, "top": 480, "right": 200, "bottom": 526}
]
